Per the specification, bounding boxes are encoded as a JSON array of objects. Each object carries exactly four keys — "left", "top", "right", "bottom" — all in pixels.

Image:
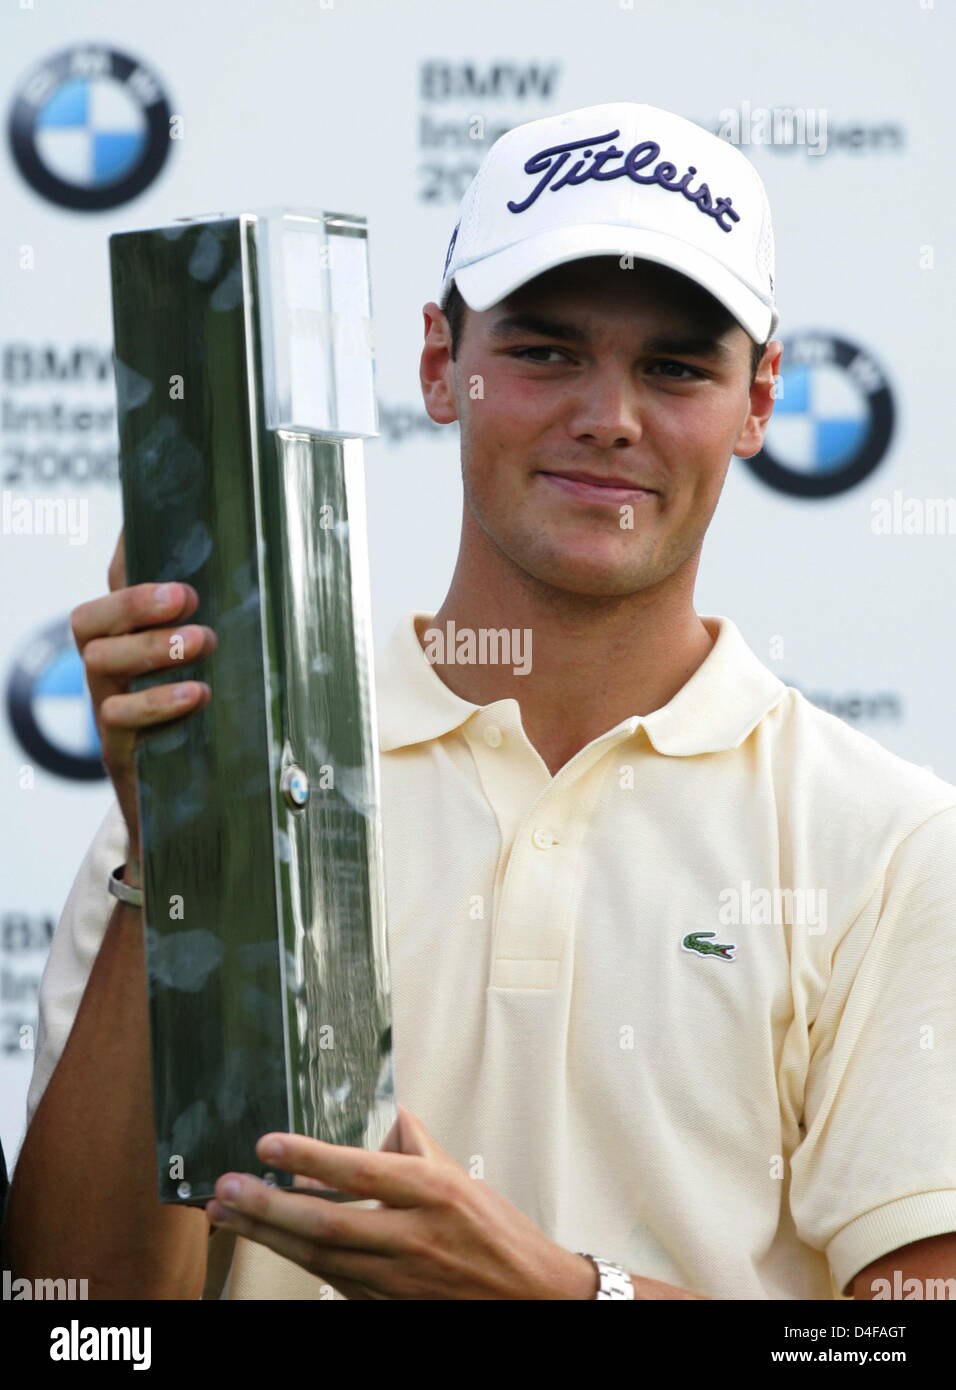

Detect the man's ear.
[
  {"left": 732, "top": 339, "right": 784, "bottom": 460},
  {"left": 420, "top": 301, "right": 460, "bottom": 426}
]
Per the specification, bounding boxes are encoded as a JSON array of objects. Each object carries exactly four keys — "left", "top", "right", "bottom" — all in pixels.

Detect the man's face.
[{"left": 421, "top": 257, "right": 779, "bottom": 599}]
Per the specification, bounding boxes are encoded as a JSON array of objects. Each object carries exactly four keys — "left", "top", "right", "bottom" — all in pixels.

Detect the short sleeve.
[
  {"left": 789, "top": 803, "right": 956, "bottom": 1296},
  {"left": 25, "top": 796, "right": 129, "bottom": 1126}
]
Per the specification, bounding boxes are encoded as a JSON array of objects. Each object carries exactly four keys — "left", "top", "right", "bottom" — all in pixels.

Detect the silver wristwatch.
[
  {"left": 577, "top": 1252, "right": 635, "bottom": 1299},
  {"left": 108, "top": 863, "right": 144, "bottom": 908}
]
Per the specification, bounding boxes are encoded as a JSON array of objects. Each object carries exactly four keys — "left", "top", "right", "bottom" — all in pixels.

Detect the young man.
[{"left": 7, "top": 102, "right": 956, "bottom": 1300}]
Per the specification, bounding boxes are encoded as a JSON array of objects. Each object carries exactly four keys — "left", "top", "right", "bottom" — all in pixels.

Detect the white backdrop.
[{"left": 2, "top": 0, "right": 953, "bottom": 1169}]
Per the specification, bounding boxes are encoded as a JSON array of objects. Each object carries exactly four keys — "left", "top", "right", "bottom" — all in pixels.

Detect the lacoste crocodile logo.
[{"left": 681, "top": 930, "right": 737, "bottom": 961}]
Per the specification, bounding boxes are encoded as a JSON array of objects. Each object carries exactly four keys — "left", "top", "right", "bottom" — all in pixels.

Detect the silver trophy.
[{"left": 108, "top": 209, "right": 395, "bottom": 1205}]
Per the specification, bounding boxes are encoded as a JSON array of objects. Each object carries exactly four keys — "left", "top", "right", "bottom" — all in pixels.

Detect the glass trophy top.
[
  {"left": 117, "top": 207, "right": 378, "bottom": 440},
  {"left": 254, "top": 209, "right": 378, "bottom": 440}
]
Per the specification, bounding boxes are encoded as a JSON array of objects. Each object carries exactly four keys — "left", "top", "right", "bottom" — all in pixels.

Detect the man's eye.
[
  {"left": 510, "top": 346, "right": 569, "bottom": 364},
  {"left": 649, "top": 360, "right": 705, "bottom": 380}
]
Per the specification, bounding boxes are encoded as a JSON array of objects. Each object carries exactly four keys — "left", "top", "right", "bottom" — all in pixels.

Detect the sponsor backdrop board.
[{"left": 1, "top": 0, "right": 953, "bottom": 1167}]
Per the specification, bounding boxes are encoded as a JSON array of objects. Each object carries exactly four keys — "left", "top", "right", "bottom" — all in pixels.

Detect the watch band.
[
  {"left": 108, "top": 863, "right": 144, "bottom": 908},
  {"left": 577, "top": 1252, "right": 635, "bottom": 1299}
]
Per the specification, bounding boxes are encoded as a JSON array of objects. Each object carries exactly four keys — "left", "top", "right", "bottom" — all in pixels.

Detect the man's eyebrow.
[
  {"left": 641, "top": 332, "right": 734, "bottom": 362},
  {"left": 488, "top": 314, "right": 734, "bottom": 361},
  {"left": 488, "top": 312, "right": 589, "bottom": 345}
]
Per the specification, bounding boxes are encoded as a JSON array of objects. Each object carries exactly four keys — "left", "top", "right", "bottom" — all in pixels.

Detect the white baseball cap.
[{"left": 439, "top": 101, "right": 778, "bottom": 343}]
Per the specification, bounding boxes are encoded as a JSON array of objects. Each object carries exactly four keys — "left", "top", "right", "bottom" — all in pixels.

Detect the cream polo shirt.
[{"left": 25, "top": 611, "right": 956, "bottom": 1301}]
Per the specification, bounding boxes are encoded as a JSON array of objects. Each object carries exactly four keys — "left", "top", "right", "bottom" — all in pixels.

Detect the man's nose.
[{"left": 566, "top": 370, "right": 644, "bottom": 448}]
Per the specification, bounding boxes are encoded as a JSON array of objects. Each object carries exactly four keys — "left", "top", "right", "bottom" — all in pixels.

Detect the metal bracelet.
[
  {"left": 577, "top": 1252, "right": 636, "bottom": 1300},
  {"left": 108, "top": 863, "right": 144, "bottom": 908}
]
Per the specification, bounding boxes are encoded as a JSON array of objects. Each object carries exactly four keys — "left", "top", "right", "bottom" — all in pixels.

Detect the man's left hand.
[{"left": 206, "top": 1105, "right": 598, "bottom": 1300}]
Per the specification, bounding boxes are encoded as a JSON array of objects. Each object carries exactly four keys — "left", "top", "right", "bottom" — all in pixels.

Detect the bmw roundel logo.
[
  {"left": 8, "top": 45, "right": 173, "bottom": 212},
  {"left": 745, "top": 333, "right": 895, "bottom": 499},
  {"left": 6, "top": 617, "right": 106, "bottom": 781}
]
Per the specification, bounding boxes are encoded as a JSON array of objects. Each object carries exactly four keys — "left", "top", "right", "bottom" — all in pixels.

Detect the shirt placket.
[{"left": 461, "top": 706, "right": 640, "bottom": 990}]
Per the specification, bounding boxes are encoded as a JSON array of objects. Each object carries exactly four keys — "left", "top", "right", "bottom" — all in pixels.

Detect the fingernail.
[
  {"left": 260, "top": 1138, "right": 284, "bottom": 1160},
  {"left": 173, "top": 682, "right": 195, "bottom": 702},
  {"left": 220, "top": 1177, "right": 241, "bottom": 1205},
  {"left": 154, "top": 583, "right": 175, "bottom": 608}
]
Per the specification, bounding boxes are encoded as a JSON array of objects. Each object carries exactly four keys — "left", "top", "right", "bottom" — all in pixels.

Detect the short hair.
[{"left": 441, "top": 279, "right": 767, "bottom": 385}]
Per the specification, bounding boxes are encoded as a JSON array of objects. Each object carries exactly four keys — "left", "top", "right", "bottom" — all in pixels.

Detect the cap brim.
[{"left": 449, "top": 224, "right": 776, "bottom": 343}]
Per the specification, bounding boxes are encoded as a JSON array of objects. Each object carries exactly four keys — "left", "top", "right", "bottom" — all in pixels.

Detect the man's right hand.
[{"left": 70, "top": 526, "right": 217, "bottom": 862}]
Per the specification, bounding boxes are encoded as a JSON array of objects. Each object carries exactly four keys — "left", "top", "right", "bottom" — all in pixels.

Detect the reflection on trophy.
[{"left": 108, "top": 209, "right": 395, "bottom": 1205}]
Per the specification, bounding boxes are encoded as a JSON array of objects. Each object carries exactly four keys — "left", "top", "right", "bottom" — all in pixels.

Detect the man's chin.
[{"left": 521, "top": 556, "right": 660, "bottom": 600}]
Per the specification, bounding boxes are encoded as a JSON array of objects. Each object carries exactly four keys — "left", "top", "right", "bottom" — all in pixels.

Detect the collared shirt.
[{"left": 26, "top": 612, "right": 956, "bottom": 1299}]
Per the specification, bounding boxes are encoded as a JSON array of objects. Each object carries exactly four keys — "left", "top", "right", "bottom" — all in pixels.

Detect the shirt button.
[
  {"left": 483, "top": 724, "right": 503, "bottom": 747},
  {"left": 532, "top": 827, "right": 556, "bottom": 849}
]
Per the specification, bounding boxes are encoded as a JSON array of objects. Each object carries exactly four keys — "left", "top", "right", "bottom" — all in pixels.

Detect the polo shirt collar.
[{"left": 376, "top": 611, "right": 787, "bottom": 757}]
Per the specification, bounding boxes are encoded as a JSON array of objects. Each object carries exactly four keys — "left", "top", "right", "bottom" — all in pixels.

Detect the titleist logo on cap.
[{"left": 505, "top": 127, "right": 741, "bottom": 232}]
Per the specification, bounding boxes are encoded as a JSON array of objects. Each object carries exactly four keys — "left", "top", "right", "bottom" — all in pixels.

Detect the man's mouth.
[{"left": 536, "top": 470, "right": 658, "bottom": 506}]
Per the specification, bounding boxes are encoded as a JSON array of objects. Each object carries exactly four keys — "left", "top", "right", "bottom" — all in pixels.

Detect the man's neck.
[{"left": 414, "top": 585, "right": 715, "bottom": 778}]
